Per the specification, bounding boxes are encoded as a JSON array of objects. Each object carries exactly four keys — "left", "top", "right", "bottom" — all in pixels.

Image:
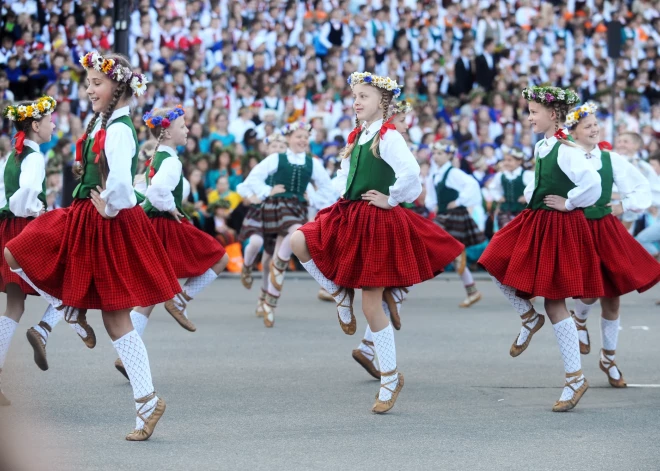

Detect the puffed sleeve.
[
  {"left": 556, "top": 144, "right": 602, "bottom": 210},
  {"left": 308, "top": 157, "right": 337, "bottom": 209},
  {"left": 100, "top": 122, "right": 138, "bottom": 217},
  {"left": 610, "top": 152, "right": 652, "bottom": 213},
  {"left": 144, "top": 157, "right": 182, "bottom": 212},
  {"left": 378, "top": 130, "right": 422, "bottom": 207},
  {"left": 240, "top": 153, "right": 279, "bottom": 200},
  {"left": 9, "top": 152, "right": 45, "bottom": 218}
]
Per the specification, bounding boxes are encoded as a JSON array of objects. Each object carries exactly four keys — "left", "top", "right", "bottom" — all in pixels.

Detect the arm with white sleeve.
[
  {"left": 100, "top": 123, "right": 138, "bottom": 217},
  {"left": 240, "top": 153, "right": 279, "bottom": 200},
  {"left": 378, "top": 131, "right": 422, "bottom": 207},
  {"left": 610, "top": 152, "right": 652, "bottom": 213},
  {"left": 9, "top": 153, "right": 45, "bottom": 218},
  {"left": 557, "top": 144, "right": 602, "bottom": 210},
  {"left": 424, "top": 173, "right": 438, "bottom": 212},
  {"left": 446, "top": 168, "right": 483, "bottom": 207},
  {"left": 308, "top": 158, "right": 338, "bottom": 210},
  {"left": 144, "top": 157, "right": 182, "bottom": 212}
]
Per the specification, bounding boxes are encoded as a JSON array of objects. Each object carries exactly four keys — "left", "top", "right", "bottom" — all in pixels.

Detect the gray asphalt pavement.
[{"left": 1, "top": 275, "right": 659, "bottom": 471}]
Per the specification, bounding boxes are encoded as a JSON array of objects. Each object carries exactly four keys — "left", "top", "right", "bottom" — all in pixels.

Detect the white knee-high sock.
[
  {"left": 183, "top": 268, "right": 217, "bottom": 299},
  {"left": 372, "top": 323, "right": 398, "bottom": 400},
  {"left": 553, "top": 317, "right": 585, "bottom": 401},
  {"left": 112, "top": 331, "right": 157, "bottom": 429},
  {"left": 244, "top": 235, "right": 264, "bottom": 267},
  {"left": 0, "top": 316, "right": 18, "bottom": 370},
  {"left": 11, "top": 268, "right": 62, "bottom": 308},
  {"left": 130, "top": 311, "right": 149, "bottom": 338},
  {"left": 601, "top": 317, "right": 621, "bottom": 380},
  {"left": 301, "top": 259, "right": 352, "bottom": 324},
  {"left": 359, "top": 301, "right": 390, "bottom": 351},
  {"left": 276, "top": 233, "right": 294, "bottom": 261},
  {"left": 573, "top": 299, "right": 593, "bottom": 321},
  {"left": 33, "top": 305, "right": 62, "bottom": 344},
  {"left": 460, "top": 268, "right": 474, "bottom": 287},
  {"left": 491, "top": 275, "right": 536, "bottom": 346}
]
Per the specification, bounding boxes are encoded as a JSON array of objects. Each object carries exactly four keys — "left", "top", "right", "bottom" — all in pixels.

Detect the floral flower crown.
[
  {"left": 264, "top": 130, "right": 286, "bottom": 144},
  {"left": 389, "top": 100, "right": 412, "bottom": 116},
  {"left": 432, "top": 141, "right": 457, "bottom": 155},
  {"left": 281, "top": 120, "right": 311, "bottom": 135},
  {"left": 348, "top": 72, "right": 401, "bottom": 98},
  {"left": 4, "top": 96, "right": 57, "bottom": 122},
  {"left": 507, "top": 147, "right": 525, "bottom": 160},
  {"left": 143, "top": 105, "right": 185, "bottom": 129},
  {"left": 522, "top": 86, "right": 579, "bottom": 106},
  {"left": 565, "top": 102, "right": 598, "bottom": 129},
  {"left": 79, "top": 50, "right": 148, "bottom": 97}
]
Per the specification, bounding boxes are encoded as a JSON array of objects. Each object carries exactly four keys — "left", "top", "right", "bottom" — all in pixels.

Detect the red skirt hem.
[
  {"left": 0, "top": 217, "right": 37, "bottom": 295},
  {"left": 299, "top": 199, "right": 464, "bottom": 289}
]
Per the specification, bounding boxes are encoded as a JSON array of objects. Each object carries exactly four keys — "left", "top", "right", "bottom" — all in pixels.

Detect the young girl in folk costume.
[
  {"left": 487, "top": 146, "right": 534, "bottom": 229},
  {"left": 479, "top": 86, "right": 603, "bottom": 412},
  {"left": 559, "top": 103, "right": 660, "bottom": 388},
  {"left": 291, "top": 72, "right": 463, "bottom": 413},
  {"left": 113, "top": 105, "right": 229, "bottom": 379},
  {"left": 0, "top": 96, "right": 63, "bottom": 404},
  {"left": 425, "top": 140, "right": 484, "bottom": 308},
  {"left": 240, "top": 120, "right": 335, "bottom": 328},
  {"left": 236, "top": 132, "right": 286, "bottom": 317},
  {"left": 5, "top": 51, "right": 181, "bottom": 440}
]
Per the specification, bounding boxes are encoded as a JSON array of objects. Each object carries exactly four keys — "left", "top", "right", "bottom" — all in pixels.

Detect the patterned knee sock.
[
  {"left": 112, "top": 331, "right": 157, "bottom": 430},
  {"left": 372, "top": 323, "right": 398, "bottom": 400},
  {"left": 358, "top": 301, "right": 389, "bottom": 352},
  {"left": 11, "top": 268, "right": 62, "bottom": 308},
  {"left": 491, "top": 275, "right": 536, "bottom": 346},
  {"left": 553, "top": 317, "right": 585, "bottom": 401},
  {"left": 600, "top": 317, "right": 621, "bottom": 380},
  {"left": 183, "top": 268, "right": 218, "bottom": 299},
  {"left": 301, "top": 259, "right": 352, "bottom": 324},
  {"left": 32, "top": 305, "right": 63, "bottom": 344},
  {"left": 130, "top": 311, "right": 149, "bottom": 338},
  {"left": 0, "top": 316, "right": 18, "bottom": 371}
]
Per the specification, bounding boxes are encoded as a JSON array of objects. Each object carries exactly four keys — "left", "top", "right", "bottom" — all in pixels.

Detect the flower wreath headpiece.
[
  {"left": 564, "top": 102, "right": 598, "bottom": 130},
  {"left": 432, "top": 141, "right": 457, "bottom": 155},
  {"left": 143, "top": 105, "right": 185, "bottom": 129},
  {"left": 389, "top": 100, "right": 412, "bottom": 116},
  {"left": 4, "top": 96, "right": 57, "bottom": 122},
  {"left": 264, "top": 130, "right": 286, "bottom": 144},
  {"left": 348, "top": 72, "right": 401, "bottom": 98},
  {"left": 281, "top": 120, "right": 311, "bottom": 135},
  {"left": 508, "top": 147, "right": 525, "bottom": 160},
  {"left": 522, "top": 86, "right": 580, "bottom": 106},
  {"left": 79, "top": 50, "right": 148, "bottom": 97}
]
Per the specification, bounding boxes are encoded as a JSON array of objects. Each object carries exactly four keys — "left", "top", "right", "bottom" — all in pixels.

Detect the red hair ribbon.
[
  {"left": 75, "top": 133, "right": 87, "bottom": 162},
  {"left": 553, "top": 129, "right": 567, "bottom": 140},
  {"left": 91, "top": 129, "right": 107, "bottom": 163},
  {"left": 379, "top": 120, "right": 396, "bottom": 140},
  {"left": 347, "top": 125, "right": 361, "bottom": 145},
  {"left": 598, "top": 141, "right": 613, "bottom": 151},
  {"left": 13, "top": 131, "right": 25, "bottom": 154}
]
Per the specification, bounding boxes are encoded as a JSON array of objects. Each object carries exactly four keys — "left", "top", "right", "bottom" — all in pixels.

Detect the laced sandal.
[
  {"left": 164, "top": 292, "right": 196, "bottom": 332},
  {"left": 317, "top": 288, "right": 334, "bottom": 302},
  {"left": 372, "top": 370, "right": 404, "bottom": 414},
  {"left": 0, "top": 369, "right": 10, "bottom": 406},
  {"left": 454, "top": 251, "right": 467, "bottom": 276},
  {"left": 459, "top": 290, "right": 482, "bottom": 308},
  {"left": 125, "top": 392, "right": 166, "bottom": 441},
  {"left": 26, "top": 321, "right": 50, "bottom": 371},
  {"left": 241, "top": 264, "right": 254, "bottom": 290},
  {"left": 552, "top": 370, "right": 589, "bottom": 412},
  {"left": 352, "top": 340, "right": 381, "bottom": 379},
  {"left": 114, "top": 358, "right": 129, "bottom": 381},
  {"left": 383, "top": 288, "right": 408, "bottom": 331},
  {"left": 599, "top": 349, "right": 627, "bottom": 388},
  {"left": 571, "top": 310, "right": 590, "bottom": 355},
  {"left": 269, "top": 256, "right": 288, "bottom": 292},
  {"left": 332, "top": 287, "right": 356, "bottom": 335},
  {"left": 75, "top": 311, "right": 96, "bottom": 349},
  {"left": 255, "top": 290, "right": 267, "bottom": 317},
  {"left": 263, "top": 292, "right": 279, "bottom": 328},
  {"left": 510, "top": 308, "right": 545, "bottom": 357}
]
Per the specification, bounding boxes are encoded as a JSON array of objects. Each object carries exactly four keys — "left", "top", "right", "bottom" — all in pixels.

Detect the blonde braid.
[
  {"left": 369, "top": 90, "right": 394, "bottom": 159},
  {"left": 341, "top": 115, "right": 362, "bottom": 160},
  {"left": 72, "top": 112, "right": 100, "bottom": 179}
]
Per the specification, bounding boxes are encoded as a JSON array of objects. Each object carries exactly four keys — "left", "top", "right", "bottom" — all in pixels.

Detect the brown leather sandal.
[
  {"left": 241, "top": 264, "right": 254, "bottom": 290},
  {"left": 372, "top": 370, "right": 404, "bottom": 414},
  {"left": 269, "top": 256, "right": 288, "bottom": 292},
  {"left": 571, "top": 310, "right": 590, "bottom": 355},
  {"left": 263, "top": 292, "right": 279, "bottom": 328},
  {"left": 352, "top": 340, "right": 380, "bottom": 379},
  {"left": 125, "top": 392, "right": 166, "bottom": 441},
  {"left": 510, "top": 308, "right": 545, "bottom": 357},
  {"left": 552, "top": 370, "right": 589, "bottom": 412},
  {"left": 332, "top": 287, "right": 356, "bottom": 335},
  {"left": 383, "top": 288, "right": 408, "bottom": 330},
  {"left": 164, "top": 292, "right": 196, "bottom": 332},
  {"left": 599, "top": 349, "right": 627, "bottom": 388},
  {"left": 26, "top": 321, "right": 50, "bottom": 371}
]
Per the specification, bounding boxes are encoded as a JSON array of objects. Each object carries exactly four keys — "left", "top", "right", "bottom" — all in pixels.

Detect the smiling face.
[
  {"left": 352, "top": 83, "right": 382, "bottom": 123},
  {"left": 287, "top": 128, "right": 309, "bottom": 154},
  {"left": 527, "top": 101, "right": 555, "bottom": 135},
  {"left": 86, "top": 68, "right": 117, "bottom": 113},
  {"left": 571, "top": 114, "right": 599, "bottom": 148}
]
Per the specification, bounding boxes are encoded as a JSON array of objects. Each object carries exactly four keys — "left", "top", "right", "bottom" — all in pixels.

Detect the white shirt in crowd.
[
  {"left": 9, "top": 139, "right": 45, "bottom": 218},
  {"left": 484, "top": 166, "right": 535, "bottom": 203},
  {"left": 425, "top": 161, "right": 483, "bottom": 211}
]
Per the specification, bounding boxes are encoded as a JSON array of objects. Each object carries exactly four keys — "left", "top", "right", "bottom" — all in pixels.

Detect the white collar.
[
  {"left": 158, "top": 145, "right": 178, "bottom": 158},
  {"left": 503, "top": 166, "right": 523, "bottom": 178},
  {"left": 286, "top": 148, "right": 306, "bottom": 159},
  {"left": 583, "top": 145, "right": 601, "bottom": 159},
  {"left": 364, "top": 118, "right": 384, "bottom": 136},
  {"left": 437, "top": 161, "right": 452, "bottom": 176},
  {"left": 104, "top": 105, "right": 130, "bottom": 123},
  {"left": 24, "top": 139, "right": 40, "bottom": 153}
]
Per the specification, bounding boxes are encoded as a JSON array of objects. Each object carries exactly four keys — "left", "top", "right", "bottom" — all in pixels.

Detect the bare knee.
[
  {"left": 290, "top": 230, "right": 310, "bottom": 262},
  {"left": 362, "top": 287, "right": 384, "bottom": 318},
  {"left": 600, "top": 297, "right": 620, "bottom": 320},
  {"left": 544, "top": 298, "right": 569, "bottom": 324},
  {"left": 102, "top": 309, "right": 134, "bottom": 341},
  {"left": 4, "top": 248, "right": 19, "bottom": 270},
  {"left": 213, "top": 253, "right": 229, "bottom": 274},
  {"left": 581, "top": 298, "right": 598, "bottom": 305}
]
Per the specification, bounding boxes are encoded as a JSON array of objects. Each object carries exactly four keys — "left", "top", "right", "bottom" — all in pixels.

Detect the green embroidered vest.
[
  {"left": 72, "top": 115, "right": 139, "bottom": 199},
  {"left": 344, "top": 135, "right": 396, "bottom": 200},
  {"left": 0, "top": 147, "right": 46, "bottom": 218},
  {"left": 270, "top": 153, "right": 313, "bottom": 202},
  {"left": 435, "top": 166, "right": 460, "bottom": 213},
  {"left": 527, "top": 142, "right": 577, "bottom": 211},
  {"left": 583, "top": 151, "right": 613, "bottom": 220},
  {"left": 143, "top": 150, "right": 188, "bottom": 220},
  {"left": 500, "top": 172, "right": 526, "bottom": 213}
]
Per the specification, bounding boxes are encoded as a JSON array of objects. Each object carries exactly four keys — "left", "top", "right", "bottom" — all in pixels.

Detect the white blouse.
[
  {"left": 424, "top": 161, "right": 482, "bottom": 211},
  {"left": 582, "top": 147, "right": 651, "bottom": 213},
  {"left": 240, "top": 148, "right": 336, "bottom": 210},
  {"left": 486, "top": 167, "right": 535, "bottom": 202},
  {"left": 144, "top": 145, "right": 181, "bottom": 212},
  {"left": 333, "top": 119, "right": 422, "bottom": 208},
  {"left": 9, "top": 139, "right": 45, "bottom": 218},
  {"left": 523, "top": 135, "right": 602, "bottom": 210},
  {"left": 95, "top": 105, "right": 137, "bottom": 217}
]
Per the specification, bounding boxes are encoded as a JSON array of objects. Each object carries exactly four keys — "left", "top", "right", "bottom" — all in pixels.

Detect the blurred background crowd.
[{"left": 0, "top": 0, "right": 658, "bottom": 263}]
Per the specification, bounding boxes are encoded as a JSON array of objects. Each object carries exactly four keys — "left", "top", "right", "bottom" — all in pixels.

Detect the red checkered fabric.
[
  {"left": 479, "top": 209, "right": 604, "bottom": 300},
  {"left": 6, "top": 199, "right": 181, "bottom": 312},
  {"left": 150, "top": 216, "right": 226, "bottom": 278},
  {"left": 588, "top": 214, "right": 660, "bottom": 297},
  {"left": 299, "top": 199, "right": 464, "bottom": 288},
  {"left": 0, "top": 217, "right": 37, "bottom": 295}
]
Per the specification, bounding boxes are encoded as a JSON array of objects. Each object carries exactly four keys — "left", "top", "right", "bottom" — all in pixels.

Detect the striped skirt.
[
  {"left": 496, "top": 211, "right": 522, "bottom": 230},
  {"left": 434, "top": 206, "right": 485, "bottom": 248},
  {"left": 262, "top": 196, "right": 308, "bottom": 236},
  {"left": 238, "top": 204, "right": 264, "bottom": 242}
]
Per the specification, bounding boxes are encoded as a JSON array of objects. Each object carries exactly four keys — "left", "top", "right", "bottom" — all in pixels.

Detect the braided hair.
[
  {"left": 145, "top": 106, "right": 180, "bottom": 173},
  {"left": 341, "top": 87, "right": 395, "bottom": 160}
]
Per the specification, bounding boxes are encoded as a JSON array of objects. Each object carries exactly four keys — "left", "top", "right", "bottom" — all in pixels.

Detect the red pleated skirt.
[
  {"left": 299, "top": 199, "right": 464, "bottom": 288},
  {"left": 150, "top": 216, "right": 225, "bottom": 278},
  {"left": 5, "top": 199, "right": 181, "bottom": 312},
  {"left": 478, "top": 209, "right": 604, "bottom": 300},
  {"left": 0, "top": 217, "right": 37, "bottom": 295},
  {"left": 588, "top": 214, "right": 660, "bottom": 297}
]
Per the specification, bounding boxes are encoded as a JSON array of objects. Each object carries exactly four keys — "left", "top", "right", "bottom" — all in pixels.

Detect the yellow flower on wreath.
[{"left": 26, "top": 106, "right": 34, "bottom": 116}]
